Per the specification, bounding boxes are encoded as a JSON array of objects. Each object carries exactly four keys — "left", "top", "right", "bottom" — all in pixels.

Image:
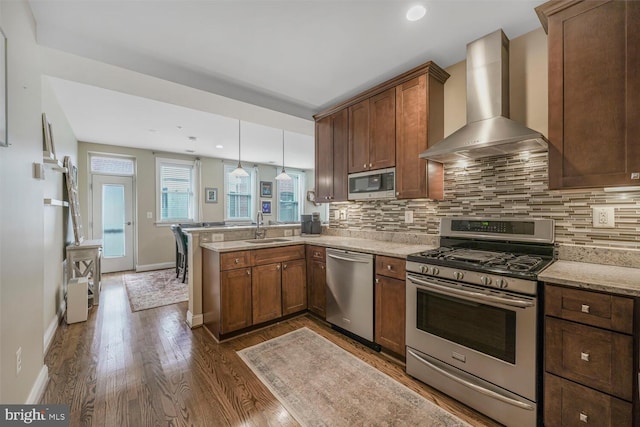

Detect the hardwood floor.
[{"left": 42, "top": 272, "right": 500, "bottom": 426}]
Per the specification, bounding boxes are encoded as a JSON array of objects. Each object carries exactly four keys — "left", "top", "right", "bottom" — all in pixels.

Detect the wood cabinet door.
[
  {"left": 348, "top": 99, "right": 370, "bottom": 173},
  {"left": 251, "top": 263, "right": 282, "bottom": 325},
  {"left": 220, "top": 268, "right": 252, "bottom": 334},
  {"left": 545, "top": 0, "right": 640, "bottom": 188},
  {"left": 374, "top": 275, "right": 406, "bottom": 356},
  {"left": 331, "top": 109, "right": 349, "bottom": 202},
  {"left": 369, "top": 87, "right": 396, "bottom": 171},
  {"left": 395, "top": 74, "right": 445, "bottom": 200},
  {"left": 307, "top": 259, "right": 326, "bottom": 319},
  {"left": 315, "top": 116, "right": 333, "bottom": 202},
  {"left": 282, "top": 259, "right": 307, "bottom": 315}
]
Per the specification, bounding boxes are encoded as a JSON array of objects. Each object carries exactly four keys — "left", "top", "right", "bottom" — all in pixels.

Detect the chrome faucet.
[{"left": 255, "top": 211, "right": 266, "bottom": 239}]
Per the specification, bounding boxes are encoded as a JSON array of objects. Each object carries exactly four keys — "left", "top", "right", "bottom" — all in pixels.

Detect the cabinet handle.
[
  {"left": 283, "top": 264, "right": 287, "bottom": 269},
  {"left": 631, "top": 172, "right": 639, "bottom": 180},
  {"left": 579, "top": 412, "right": 588, "bottom": 423},
  {"left": 320, "top": 265, "right": 324, "bottom": 270},
  {"left": 276, "top": 264, "right": 281, "bottom": 270},
  {"left": 581, "top": 304, "right": 590, "bottom": 313},
  {"left": 375, "top": 278, "right": 379, "bottom": 284},
  {"left": 580, "top": 352, "right": 590, "bottom": 362},
  {"left": 369, "top": 163, "right": 372, "bottom": 167},
  {"left": 235, "top": 258, "right": 240, "bottom": 264},
  {"left": 246, "top": 270, "right": 250, "bottom": 275},
  {"left": 387, "top": 265, "right": 392, "bottom": 271}
]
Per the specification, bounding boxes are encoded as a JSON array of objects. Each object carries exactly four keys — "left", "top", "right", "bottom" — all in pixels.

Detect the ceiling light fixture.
[
  {"left": 215, "top": 144, "right": 223, "bottom": 149},
  {"left": 231, "top": 120, "right": 249, "bottom": 177},
  {"left": 275, "top": 129, "right": 292, "bottom": 181},
  {"left": 406, "top": 5, "right": 426, "bottom": 21}
]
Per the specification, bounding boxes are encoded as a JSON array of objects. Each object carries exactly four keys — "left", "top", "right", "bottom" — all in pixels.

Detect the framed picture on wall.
[
  {"left": 261, "top": 200, "right": 271, "bottom": 215},
  {"left": 205, "top": 187, "right": 218, "bottom": 203},
  {"left": 260, "top": 181, "right": 272, "bottom": 197}
]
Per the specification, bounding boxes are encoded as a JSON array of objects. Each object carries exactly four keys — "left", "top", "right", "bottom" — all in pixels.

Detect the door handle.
[{"left": 126, "top": 221, "right": 132, "bottom": 226}]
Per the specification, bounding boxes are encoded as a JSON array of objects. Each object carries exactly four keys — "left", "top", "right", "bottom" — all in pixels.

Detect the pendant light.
[
  {"left": 231, "top": 120, "right": 249, "bottom": 177},
  {"left": 275, "top": 129, "right": 292, "bottom": 181}
]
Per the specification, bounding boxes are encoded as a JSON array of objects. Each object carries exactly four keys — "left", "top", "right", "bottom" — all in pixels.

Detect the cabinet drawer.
[
  {"left": 545, "top": 284, "right": 633, "bottom": 334},
  {"left": 544, "top": 373, "right": 632, "bottom": 427},
  {"left": 545, "top": 317, "right": 633, "bottom": 400},
  {"left": 252, "top": 245, "right": 305, "bottom": 266},
  {"left": 220, "top": 251, "right": 252, "bottom": 271},
  {"left": 375, "top": 256, "right": 405, "bottom": 280},
  {"left": 306, "top": 245, "right": 326, "bottom": 261}
]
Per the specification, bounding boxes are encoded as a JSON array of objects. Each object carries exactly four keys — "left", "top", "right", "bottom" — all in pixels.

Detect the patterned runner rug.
[
  {"left": 238, "top": 327, "right": 472, "bottom": 427},
  {"left": 124, "top": 269, "right": 187, "bottom": 312}
]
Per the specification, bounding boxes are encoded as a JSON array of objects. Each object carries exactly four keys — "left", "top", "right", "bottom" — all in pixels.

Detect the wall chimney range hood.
[{"left": 420, "top": 30, "right": 547, "bottom": 163}]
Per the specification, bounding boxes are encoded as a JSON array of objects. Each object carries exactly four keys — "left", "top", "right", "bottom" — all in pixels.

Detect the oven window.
[{"left": 416, "top": 289, "right": 516, "bottom": 364}]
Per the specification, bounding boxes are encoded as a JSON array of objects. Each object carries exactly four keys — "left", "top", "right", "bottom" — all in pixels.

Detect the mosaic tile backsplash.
[{"left": 329, "top": 152, "right": 640, "bottom": 249}]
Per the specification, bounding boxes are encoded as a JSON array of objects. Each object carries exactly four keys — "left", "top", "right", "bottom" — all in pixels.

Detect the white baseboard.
[
  {"left": 44, "top": 301, "right": 66, "bottom": 356},
  {"left": 136, "top": 262, "right": 175, "bottom": 272},
  {"left": 186, "top": 311, "right": 203, "bottom": 328},
  {"left": 26, "top": 365, "right": 49, "bottom": 404}
]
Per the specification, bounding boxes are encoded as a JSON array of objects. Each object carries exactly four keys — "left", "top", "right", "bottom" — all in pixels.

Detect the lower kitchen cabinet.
[
  {"left": 306, "top": 245, "right": 326, "bottom": 319},
  {"left": 252, "top": 263, "right": 283, "bottom": 324},
  {"left": 543, "top": 283, "right": 636, "bottom": 426},
  {"left": 220, "top": 268, "right": 252, "bottom": 334},
  {"left": 282, "top": 259, "right": 307, "bottom": 315},
  {"left": 374, "top": 256, "right": 406, "bottom": 356}
]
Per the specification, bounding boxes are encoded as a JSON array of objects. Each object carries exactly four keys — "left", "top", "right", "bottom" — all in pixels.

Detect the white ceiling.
[{"left": 29, "top": 0, "right": 545, "bottom": 169}]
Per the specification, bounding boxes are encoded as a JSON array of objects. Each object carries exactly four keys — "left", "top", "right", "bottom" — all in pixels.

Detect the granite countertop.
[
  {"left": 539, "top": 260, "right": 640, "bottom": 297},
  {"left": 201, "top": 235, "right": 436, "bottom": 259}
]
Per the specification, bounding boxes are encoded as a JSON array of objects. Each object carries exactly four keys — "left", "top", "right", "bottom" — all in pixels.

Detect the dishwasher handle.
[{"left": 327, "top": 253, "right": 372, "bottom": 264}]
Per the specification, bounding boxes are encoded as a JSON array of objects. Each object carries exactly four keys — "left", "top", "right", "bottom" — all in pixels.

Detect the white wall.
[{"left": 0, "top": 0, "right": 46, "bottom": 403}]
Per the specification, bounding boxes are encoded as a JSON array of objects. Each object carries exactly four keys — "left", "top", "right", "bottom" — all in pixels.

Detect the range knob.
[
  {"left": 431, "top": 267, "right": 439, "bottom": 276},
  {"left": 480, "top": 276, "right": 492, "bottom": 286},
  {"left": 420, "top": 265, "right": 428, "bottom": 274},
  {"left": 496, "top": 278, "right": 508, "bottom": 289},
  {"left": 453, "top": 271, "right": 464, "bottom": 280}
]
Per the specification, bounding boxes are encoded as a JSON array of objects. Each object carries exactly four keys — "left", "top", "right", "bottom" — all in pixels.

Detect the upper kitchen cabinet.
[
  {"left": 348, "top": 88, "right": 396, "bottom": 173},
  {"left": 314, "top": 61, "right": 449, "bottom": 200},
  {"left": 315, "top": 109, "right": 349, "bottom": 202},
  {"left": 537, "top": 0, "right": 640, "bottom": 189}
]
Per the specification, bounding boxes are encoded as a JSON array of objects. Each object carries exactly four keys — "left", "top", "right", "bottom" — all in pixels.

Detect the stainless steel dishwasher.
[{"left": 326, "top": 248, "right": 374, "bottom": 342}]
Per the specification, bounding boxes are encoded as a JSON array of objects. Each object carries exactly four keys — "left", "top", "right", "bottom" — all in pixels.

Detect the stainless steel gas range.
[{"left": 405, "top": 217, "right": 555, "bottom": 427}]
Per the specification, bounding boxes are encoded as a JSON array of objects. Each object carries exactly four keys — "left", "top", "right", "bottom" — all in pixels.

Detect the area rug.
[
  {"left": 124, "top": 269, "right": 188, "bottom": 312},
  {"left": 238, "top": 327, "right": 472, "bottom": 427}
]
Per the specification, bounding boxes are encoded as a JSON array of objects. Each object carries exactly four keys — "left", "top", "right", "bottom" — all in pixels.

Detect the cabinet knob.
[
  {"left": 246, "top": 270, "right": 250, "bottom": 275},
  {"left": 320, "top": 265, "right": 324, "bottom": 270},
  {"left": 283, "top": 264, "right": 287, "bottom": 269},
  {"left": 235, "top": 258, "right": 240, "bottom": 264},
  {"left": 387, "top": 265, "right": 392, "bottom": 271},
  {"left": 363, "top": 163, "right": 367, "bottom": 168},
  {"left": 580, "top": 352, "right": 590, "bottom": 362},
  {"left": 276, "top": 264, "right": 281, "bottom": 270},
  {"left": 369, "top": 163, "right": 372, "bottom": 167},
  {"left": 581, "top": 304, "right": 590, "bottom": 313},
  {"left": 375, "top": 278, "right": 379, "bottom": 284},
  {"left": 579, "top": 412, "right": 588, "bottom": 423}
]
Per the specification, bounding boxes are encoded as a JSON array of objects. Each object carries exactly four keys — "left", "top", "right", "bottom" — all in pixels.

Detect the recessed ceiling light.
[
  {"left": 188, "top": 136, "right": 197, "bottom": 141},
  {"left": 176, "top": 125, "right": 183, "bottom": 130},
  {"left": 406, "top": 5, "right": 426, "bottom": 21},
  {"left": 186, "top": 149, "right": 195, "bottom": 153},
  {"left": 148, "top": 129, "right": 157, "bottom": 133},
  {"left": 215, "top": 144, "right": 223, "bottom": 149}
]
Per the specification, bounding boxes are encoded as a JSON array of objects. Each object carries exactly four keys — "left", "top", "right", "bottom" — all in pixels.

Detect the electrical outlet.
[
  {"left": 404, "top": 211, "right": 414, "bottom": 224},
  {"left": 146, "top": 211, "right": 153, "bottom": 219},
  {"left": 284, "top": 230, "right": 293, "bottom": 237},
  {"left": 16, "top": 347, "right": 22, "bottom": 375},
  {"left": 334, "top": 210, "right": 340, "bottom": 220},
  {"left": 210, "top": 234, "right": 224, "bottom": 242},
  {"left": 340, "top": 209, "right": 347, "bottom": 220},
  {"left": 592, "top": 206, "right": 615, "bottom": 228}
]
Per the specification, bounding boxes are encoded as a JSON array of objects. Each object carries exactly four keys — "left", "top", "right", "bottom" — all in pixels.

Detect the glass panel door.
[{"left": 102, "top": 184, "right": 126, "bottom": 257}]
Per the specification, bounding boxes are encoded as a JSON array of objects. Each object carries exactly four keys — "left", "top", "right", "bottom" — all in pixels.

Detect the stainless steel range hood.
[{"left": 420, "top": 30, "right": 547, "bottom": 163}]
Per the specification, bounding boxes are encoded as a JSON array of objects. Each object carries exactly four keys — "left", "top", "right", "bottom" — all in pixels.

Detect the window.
[
  {"left": 277, "top": 171, "right": 305, "bottom": 223},
  {"left": 224, "top": 164, "right": 256, "bottom": 221},
  {"left": 90, "top": 155, "right": 134, "bottom": 175},
  {"left": 156, "top": 158, "right": 196, "bottom": 222}
]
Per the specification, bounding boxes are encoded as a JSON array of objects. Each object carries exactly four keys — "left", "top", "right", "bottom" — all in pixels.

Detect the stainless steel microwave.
[{"left": 348, "top": 167, "right": 396, "bottom": 200}]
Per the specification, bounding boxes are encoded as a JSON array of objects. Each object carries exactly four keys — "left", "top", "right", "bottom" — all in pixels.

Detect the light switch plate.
[
  {"left": 405, "top": 211, "right": 414, "bottom": 224},
  {"left": 334, "top": 210, "right": 340, "bottom": 220},
  {"left": 592, "top": 206, "right": 615, "bottom": 228},
  {"left": 146, "top": 212, "right": 153, "bottom": 219}
]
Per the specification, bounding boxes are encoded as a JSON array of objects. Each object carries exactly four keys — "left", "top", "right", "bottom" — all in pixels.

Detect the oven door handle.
[
  {"left": 407, "top": 349, "right": 535, "bottom": 411},
  {"left": 407, "top": 274, "right": 535, "bottom": 308}
]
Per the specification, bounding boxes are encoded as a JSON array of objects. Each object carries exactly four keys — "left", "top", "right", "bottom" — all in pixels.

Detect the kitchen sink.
[{"left": 244, "top": 238, "right": 291, "bottom": 244}]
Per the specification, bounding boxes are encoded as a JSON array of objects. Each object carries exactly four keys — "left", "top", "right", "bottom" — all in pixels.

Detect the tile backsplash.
[{"left": 329, "top": 152, "right": 640, "bottom": 249}]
